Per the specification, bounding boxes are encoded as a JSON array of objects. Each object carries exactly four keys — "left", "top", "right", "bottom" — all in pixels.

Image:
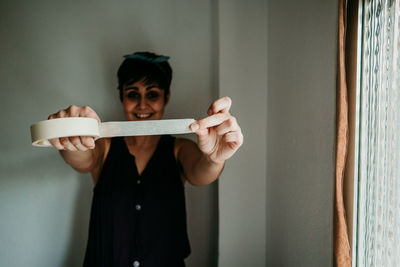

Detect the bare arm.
[
  {"left": 176, "top": 138, "right": 225, "bottom": 186},
  {"left": 177, "top": 97, "right": 243, "bottom": 186}
]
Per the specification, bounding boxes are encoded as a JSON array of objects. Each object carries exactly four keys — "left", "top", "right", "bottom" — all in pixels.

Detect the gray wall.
[
  {"left": 218, "top": 0, "right": 267, "bottom": 266},
  {"left": 217, "top": 1, "right": 336, "bottom": 266},
  {"left": 266, "top": 0, "right": 337, "bottom": 266},
  {"left": 0, "top": 1, "right": 217, "bottom": 266}
]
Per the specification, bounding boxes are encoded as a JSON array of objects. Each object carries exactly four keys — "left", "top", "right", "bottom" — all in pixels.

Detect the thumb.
[{"left": 190, "top": 122, "right": 208, "bottom": 136}]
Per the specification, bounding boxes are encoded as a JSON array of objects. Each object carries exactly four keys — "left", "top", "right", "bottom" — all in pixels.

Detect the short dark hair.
[{"left": 117, "top": 51, "right": 172, "bottom": 101}]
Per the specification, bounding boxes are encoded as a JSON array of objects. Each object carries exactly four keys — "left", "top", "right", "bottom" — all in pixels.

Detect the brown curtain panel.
[{"left": 334, "top": 0, "right": 352, "bottom": 266}]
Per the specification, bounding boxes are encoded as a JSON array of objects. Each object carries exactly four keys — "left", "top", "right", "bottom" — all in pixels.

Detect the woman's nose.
[{"left": 138, "top": 96, "right": 147, "bottom": 109}]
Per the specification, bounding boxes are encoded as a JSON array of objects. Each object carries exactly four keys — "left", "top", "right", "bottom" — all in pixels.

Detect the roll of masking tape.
[{"left": 30, "top": 117, "right": 195, "bottom": 147}]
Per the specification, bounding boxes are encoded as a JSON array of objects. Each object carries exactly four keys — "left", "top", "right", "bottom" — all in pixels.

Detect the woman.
[{"left": 48, "top": 52, "right": 243, "bottom": 267}]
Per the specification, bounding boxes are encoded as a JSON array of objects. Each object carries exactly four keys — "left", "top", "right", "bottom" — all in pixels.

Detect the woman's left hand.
[{"left": 190, "top": 97, "right": 243, "bottom": 164}]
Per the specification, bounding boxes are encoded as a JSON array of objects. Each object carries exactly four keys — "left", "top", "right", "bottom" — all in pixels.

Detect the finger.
[
  {"left": 48, "top": 109, "right": 67, "bottom": 120},
  {"left": 48, "top": 114, "right": 57, "bottom": 120},
  {"left": 66, "top": 105, "right": 81, "bottom": 117},
  {"left": 215, "top": 117, "right": 240, "bottom": 135},
  {"left": 59, "top": 137, "right": 78, "bottom": 151},
  {"left": 208, "top": 96, "right": 232, "bottom": 115},
  {"left": 69, "top": 136, "right": 88, "bottom": 152},
  {"left": 191, "top": 113, "right": 230, "bottom": 132},
  {"left": 55, "top": 109, "right": 67, "bottom": 118},
  {"left": 48, "top": 138, "right": 65, "bottom": 150},
  {"left": 80, "top": 136, "right": 95, "bottom": 149},
  {"left": 193, "top": 127, "right": 209, "bottom": 137},
  {"left": 224, "top": 131, "right": 244, "bottom": 148},
  {"left": 79, "top": 106, "right": 101, "bottom": 123}
]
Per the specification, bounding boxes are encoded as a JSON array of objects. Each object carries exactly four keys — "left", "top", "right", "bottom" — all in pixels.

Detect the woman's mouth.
[{"left": 134, "top": 113, "right": 153, "bottom": 119}]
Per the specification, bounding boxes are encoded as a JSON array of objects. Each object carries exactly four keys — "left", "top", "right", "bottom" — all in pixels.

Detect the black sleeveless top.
[{"left": 83, "top": 135, "right": 191, "bottom": 267}]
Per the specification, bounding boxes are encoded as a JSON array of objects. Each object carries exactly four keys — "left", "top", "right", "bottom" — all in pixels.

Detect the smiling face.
[{"left": 122, "top": 79, "right": 170, "bottom": 121}]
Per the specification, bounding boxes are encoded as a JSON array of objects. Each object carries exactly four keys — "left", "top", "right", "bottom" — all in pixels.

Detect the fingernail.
[
  {"left": 87, "top": 139, "right": 95, "bottom": 149},
  {"left": 191, "top": 123, "right": 199, "bottom": 132}
]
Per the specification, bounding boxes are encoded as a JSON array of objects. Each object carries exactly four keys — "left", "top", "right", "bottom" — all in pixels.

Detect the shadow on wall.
[
  {"left": 0, "top": 150, "right": 93, "bottom": 266},
  {"left": 62, "top": 173, "right": 93, "bottom": 267}
]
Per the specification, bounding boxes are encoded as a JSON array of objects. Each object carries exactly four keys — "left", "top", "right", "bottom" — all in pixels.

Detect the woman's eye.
[
  {"left": 146, "top": 92, "right": 159, "bottom": 100},
  {"left": 127, "top": 92, "right": 140, "bottom": 99}
]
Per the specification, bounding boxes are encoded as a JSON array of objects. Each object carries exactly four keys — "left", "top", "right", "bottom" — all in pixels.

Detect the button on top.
[
  {"left": 135, "top": 204, "right": 141, "bottom": 211},
  {"left": 133, "top": 261, "right": 140, "bottom": 267},
  {"left": 137, "top": 180, "right": 141, "bottom": 185}
]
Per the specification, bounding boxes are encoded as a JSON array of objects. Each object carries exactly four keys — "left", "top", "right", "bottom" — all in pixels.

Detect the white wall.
[{"left": 0, "top": 1, "right": 217, "bottom": 266}]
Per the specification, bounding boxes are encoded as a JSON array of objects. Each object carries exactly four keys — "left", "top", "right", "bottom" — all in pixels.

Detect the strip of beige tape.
[{"left": 30, "top": 117, "right": 195, "bottom": 147}]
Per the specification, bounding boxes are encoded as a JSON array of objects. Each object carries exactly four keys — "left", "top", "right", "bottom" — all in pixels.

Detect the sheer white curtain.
[{"left": 356, "top": 0, "right": 400, "bottom": 266}]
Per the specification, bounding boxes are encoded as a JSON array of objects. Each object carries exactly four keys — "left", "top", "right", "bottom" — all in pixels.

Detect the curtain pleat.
[{"left": 334, "top": 0, "right": 352, "bottom": 266}]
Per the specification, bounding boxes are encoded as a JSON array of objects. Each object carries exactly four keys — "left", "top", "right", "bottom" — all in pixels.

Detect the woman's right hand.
[{"left": 48, "top": 105, "right": 101, "bottom": 151}]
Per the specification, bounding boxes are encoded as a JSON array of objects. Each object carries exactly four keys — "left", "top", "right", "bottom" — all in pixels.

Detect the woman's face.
[{"left": 122, "top": 79, "right": 169, "bottom": 121}]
